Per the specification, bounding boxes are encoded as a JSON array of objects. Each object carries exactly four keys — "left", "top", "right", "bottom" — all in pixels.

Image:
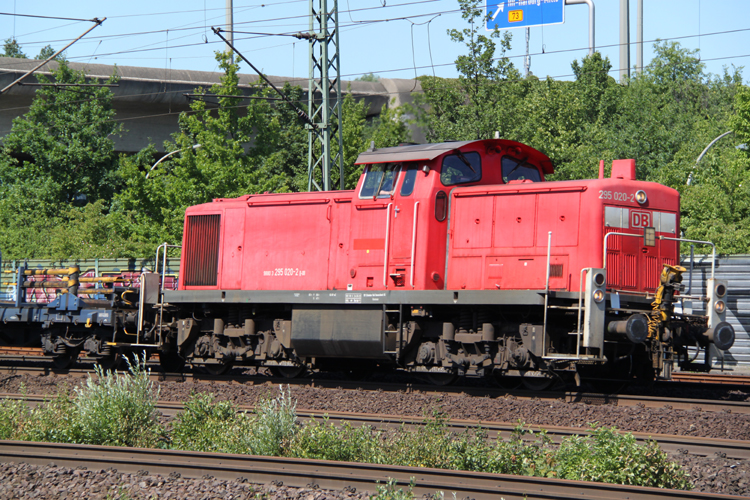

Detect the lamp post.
[
  {"left": 146, "top": 144, "right": 201, "bottom": 179},
  {"left": 687, "top": 131, "right": 734, "bottom": 186}
]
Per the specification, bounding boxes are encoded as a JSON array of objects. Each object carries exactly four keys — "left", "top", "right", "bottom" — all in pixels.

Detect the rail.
[{"left": 0, "top": 440, "right": 734, "bottom": 499}]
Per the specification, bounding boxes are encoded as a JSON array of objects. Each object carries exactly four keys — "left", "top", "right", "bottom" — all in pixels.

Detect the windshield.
[
  {"left": 359, "top": 163, "right": 402, "bottom": 198},
  {"left": 440, "top": 152, "right": 481, "bottom": 186},
  {"left": 502, "top": 156, "right": 541, "bottom": 183}
]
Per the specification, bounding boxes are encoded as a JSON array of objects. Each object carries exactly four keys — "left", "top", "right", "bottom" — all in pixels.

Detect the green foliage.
[
  {"left": 289, "top": 417, "right": 386, "bottom": 463},
  {"left": 371, "top": 478, "right": 416, "bottom": 500},
  {"left": 170, "top": 385, "right": 297, "bottom": 456},
  {"left": 0, "top": 59, "right": 125, "bottom": 259},
  {"left": 170, "top": 393, "right": 256, "bottom": 454},
  {"left": 356, "top": 73, "right": 380, "bottom": 82},
  {"left": 2, "top": 38, "right": 27, "bottom": 58},
  {"left": 554, "top": 426, "right": 691, "bottom": 489},
  {"left": 72, "top": 354, "right": 165, "bottom": 447},
  {"left": 0, "top": 384, "right": 691, "bottom": 490},
  {"left": 415, "top": 0, "right": 520, "bottom": 143},
  {"left": 249, "top": 384, "right": 298, "bottom": 456},
  {"left": 116, "top": 51, "right": 308, "bottom": 245},
  {"left": 35, "top": 45, "right": 61, "bottom": 60}
]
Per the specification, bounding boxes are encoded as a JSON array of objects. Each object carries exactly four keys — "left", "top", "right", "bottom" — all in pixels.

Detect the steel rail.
[
  {"left": 672, "top": 372, "right": 750, "bottom": 386},
  {"left": 0, "top": 440, "right": 737, "bottom": 500},
  {"left": 2, "top": 393, "right": 746, "bottom": 461},
  {"left": 0, "top": 365, "right": 748, "bottom": 415}
]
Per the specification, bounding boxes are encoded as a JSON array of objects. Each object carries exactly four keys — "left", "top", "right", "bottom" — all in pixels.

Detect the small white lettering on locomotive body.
[
  {"left": 598, "top": 190, "right": 644, "bottom": 203},
  {"left": 264, "top": 268, "right": 306, "bottom": 277}
]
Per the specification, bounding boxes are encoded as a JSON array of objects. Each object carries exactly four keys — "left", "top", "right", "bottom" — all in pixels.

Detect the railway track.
[
  {"left": 672, "top": 372, "right": 750, "bottom": 386},
  {"left": 3, "top": 392, "right": 747, "bottom": 461},
  {"left": 1, "top": 364, "right": 749, "bottom": 415},
  {"left": 0, "top": 440, "right": 738, "bottom": 500}
]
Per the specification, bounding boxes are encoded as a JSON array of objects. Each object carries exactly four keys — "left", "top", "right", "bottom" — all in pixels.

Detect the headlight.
[
  {"left": 635, "top": 190, "right": 647, "bottom": 205},
  {"left": 593, "top": 290, "right": 605, "bottom": 303},
  {"left": 593, "top": 272, "right": 606, "bottom": 287},
  {"left": 714, "top": 300, "right": 726, "bottom": 314}
]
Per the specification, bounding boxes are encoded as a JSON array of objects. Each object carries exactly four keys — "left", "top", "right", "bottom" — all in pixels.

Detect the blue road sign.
[{"left": 486, "top": 0, "right": 565, "bottom": 31}]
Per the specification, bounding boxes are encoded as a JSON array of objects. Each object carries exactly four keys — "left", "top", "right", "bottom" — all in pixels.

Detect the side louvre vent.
[{"left": 184, "top": 214, "right": 221, "bottom": 287}]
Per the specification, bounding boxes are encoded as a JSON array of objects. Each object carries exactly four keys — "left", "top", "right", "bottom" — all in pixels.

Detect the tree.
[
  {"left": 116, "top": 52, "right": 308, "bottom": 244},
  {"left": 416, "top": 0, "right": 521, "bottom": 143},
  {"left": 0, "top": 61, "right": 122, "bottom": 205},
  {"left": 0, "top": 61, "right": 123, "bottom": 258},
  {"left": 1, "top": 38, "right": 27, "bottom": 58},
  {"left": 36, "top": 45, "right": 65, "bottom": 61}
]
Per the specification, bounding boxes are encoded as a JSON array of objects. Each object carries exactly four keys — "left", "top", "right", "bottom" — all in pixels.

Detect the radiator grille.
[
  {"left": 645, "top": 256, "right": 659, "bottom": 290},
  {"left": 623, "top": 254, "right": 637, "bottom": 289},
  {"left": 183, "top": 214, "right": 221, "bottom": 287},
  {"left": 549, "top": 264, "right": 563, "bottom": 278}
]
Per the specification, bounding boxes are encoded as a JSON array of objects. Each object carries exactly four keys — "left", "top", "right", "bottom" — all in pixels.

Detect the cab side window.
[
  {"left": 400, "top": 165, "right": 418, "bottom": 196},
  {"left": 359, "top": 163, "right": 402, "bottom": 199},
  {"left": 502, "top": 156, "right": 541, "bottom": 183},
  {"left": 440, "top": 152, "right": 481, "bottom": 186}
]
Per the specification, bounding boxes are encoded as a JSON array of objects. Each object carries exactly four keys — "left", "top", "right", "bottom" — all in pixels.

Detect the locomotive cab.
[{"left": 349, "top": 139, "right": 554, "bottom": 291}]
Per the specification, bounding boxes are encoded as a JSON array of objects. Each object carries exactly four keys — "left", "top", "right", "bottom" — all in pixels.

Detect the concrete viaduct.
[{"left": 0, "top": 56, "right": 424, "bottom": 154}]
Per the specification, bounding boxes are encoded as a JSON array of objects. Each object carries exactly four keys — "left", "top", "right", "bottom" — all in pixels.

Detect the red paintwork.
[{"left": 179, "top": 139, "right": 680, "bottom": 294}]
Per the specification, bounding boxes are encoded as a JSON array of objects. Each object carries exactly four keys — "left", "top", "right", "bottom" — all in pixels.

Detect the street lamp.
[
  {"left": 687, "top": 131, "right": 733, "bottom": 186},
  {"left": 146, "top": 144, "right": 202, "bottom": 179}
]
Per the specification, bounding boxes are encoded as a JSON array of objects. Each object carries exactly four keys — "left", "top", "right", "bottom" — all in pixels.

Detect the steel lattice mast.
[{"left": 306, "top": 0, "right": 344, "bottom": 191}]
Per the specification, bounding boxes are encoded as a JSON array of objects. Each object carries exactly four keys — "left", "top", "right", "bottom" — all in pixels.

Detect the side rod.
[{"left": 212, "top": 27, "right": 314, "bottom": 128}]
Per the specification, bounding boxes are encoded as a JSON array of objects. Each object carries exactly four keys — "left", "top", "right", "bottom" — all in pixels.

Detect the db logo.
[{"left": 630, "top": 211, "right": 651, "bottom": 228}]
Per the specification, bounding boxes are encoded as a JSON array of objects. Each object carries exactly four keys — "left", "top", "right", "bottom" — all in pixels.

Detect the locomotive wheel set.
[{"left": 0, "top": 139, "right": 735, "bottom": 388}]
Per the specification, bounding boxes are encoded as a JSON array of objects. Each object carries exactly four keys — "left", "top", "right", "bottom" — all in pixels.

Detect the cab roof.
[{"left": 354, "top": 139, "right": 554, "bottom": 175}]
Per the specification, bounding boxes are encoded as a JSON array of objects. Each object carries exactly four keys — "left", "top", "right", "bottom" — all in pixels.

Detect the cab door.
[{"left": 387, "top": 166, "right": 419, "bottom": 288}]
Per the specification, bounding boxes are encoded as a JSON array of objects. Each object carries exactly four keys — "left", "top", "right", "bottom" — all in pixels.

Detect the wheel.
[
  {"left": 95, "top": 352, "right": 121, "bottom": 371},
  {"left": 52, "top": 352, "right": 76, "bottom": 370},
  {"left": 520, "top": 371, "right": 554, "bottom": 391},
  {"left": 270, "top": 365, "right": 305, "bottom": 378},
  {"left": 589, "top": 379, "right": 627, "bottom": 394},
  {"left": 159, "top": 351, "right": 185, "bottom": 373},
  {"left": 492, "top": 371, "right": 522, "bottom": 390},
  {"left": 203, "top": 360, "right": 232, "bottom": 375},
  {"left": 423, "top": 372, "right": 458, "bottom": 386}
]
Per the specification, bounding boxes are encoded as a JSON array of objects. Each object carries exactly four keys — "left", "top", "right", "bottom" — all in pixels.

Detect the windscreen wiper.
[{"left": 453, "top": 150, "right": 477, "bottom": 174}]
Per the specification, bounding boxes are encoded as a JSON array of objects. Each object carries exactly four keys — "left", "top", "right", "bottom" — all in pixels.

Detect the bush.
[
  {"left": 170, "top": 393, "right": 255, "bottom": 454},
  {"left": 72, "top": 354, "right": 164, "bottom": 447},
  {"left": 554, "top": 425, "right": 692, "bottom": 489},
  {"left": 289, "top": 417, "right": 385, "bottom": 463},
  {"left": 247, "top": 384, "right": 297, "bottom": 456},
  {"left": 170, "top": 385, "right": 298, "bottom": 456}
]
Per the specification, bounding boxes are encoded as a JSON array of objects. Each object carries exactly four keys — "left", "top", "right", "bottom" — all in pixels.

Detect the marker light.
[
  {"left": 714, "top": 300, "right": 726, "bottom": 314},
  {"left": 635, "top": 190, "right": 647, "bottom": 205},
  {"left": 593, "top": 290, "right": 605, "bottom": 303}
]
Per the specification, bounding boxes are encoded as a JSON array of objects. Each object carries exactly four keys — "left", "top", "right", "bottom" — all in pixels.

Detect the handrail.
[
  {"left": 576, "top": 268, "right": 590, "bottom": 357},
  {"left": 410, "top": 201, "right": 420, "bottom": 288},
  {"left": 602, "top": 231, "right": 641, "bottom": 272},
  {"left": 660, "top": 236, "right": 715, "bottom": 280},
  {"left": 542, "top": 231, "right": 552, "bottom": 356},
  {"left": 383, "top": 203, "right": 393, "bottom": 288}
]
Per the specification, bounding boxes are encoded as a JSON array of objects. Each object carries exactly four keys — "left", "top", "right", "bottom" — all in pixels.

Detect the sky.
[{"left": 1, "top": 0, "right": 749, "bottom": 83}]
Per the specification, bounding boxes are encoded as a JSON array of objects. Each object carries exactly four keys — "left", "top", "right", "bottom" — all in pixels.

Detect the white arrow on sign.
[{"left": 491, "top": 1, "right": 504, "bottom": 21}]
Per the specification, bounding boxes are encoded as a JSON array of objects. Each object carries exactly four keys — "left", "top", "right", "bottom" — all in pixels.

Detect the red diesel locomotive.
[{"left": 151, "top": 138, "right": 733, "bottom": 386}]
